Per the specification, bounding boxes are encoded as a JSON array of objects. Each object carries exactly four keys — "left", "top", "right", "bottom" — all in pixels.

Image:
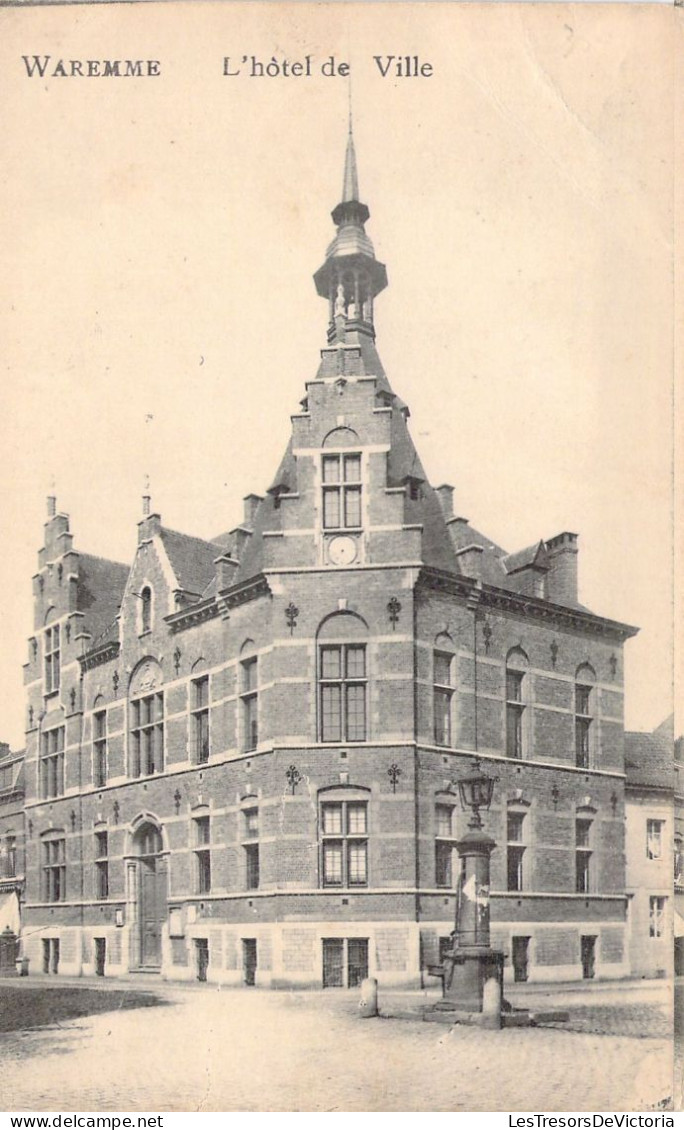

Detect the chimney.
[
  {"left": 435, "top": 484, "right": 454, "bottom": 520},
  {"left": 454, "top": 543, "right": 484, "bottom": 582},
  {"left": 214, "top": 553, "right": 239, "bottom": 591},
  {"left": 47, "top": 495, "right": 56, "bottom": 518},
  {"left": 243, "top": 495, "right": 263, "bottom": 528},
  {"left": 545, "top": 532, "right": 579, "bottom": 605}
]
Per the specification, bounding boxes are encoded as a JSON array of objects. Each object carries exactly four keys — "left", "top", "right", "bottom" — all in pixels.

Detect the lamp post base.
[{"left": 428, "top": 947, "right": 505, "bottom": 1028}]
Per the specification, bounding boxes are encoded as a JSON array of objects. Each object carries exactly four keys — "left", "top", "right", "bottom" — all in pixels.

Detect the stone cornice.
[
  {"left": 79, "top": 640, "right": 120, "bottom": 673},
  {"left": 419, "top": 567, "right": 638, "bottom": 642},
  {"left": 167, "top": 573, "right": 271, "bottom": 634}
]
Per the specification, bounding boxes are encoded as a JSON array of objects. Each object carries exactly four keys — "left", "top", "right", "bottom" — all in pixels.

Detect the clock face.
[{"left": 328, "top": 535, "right": 357, "bottom": 566}]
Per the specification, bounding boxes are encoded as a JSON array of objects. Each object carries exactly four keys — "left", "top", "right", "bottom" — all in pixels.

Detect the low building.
[
  {"left": 0, "top": 742, "right": 25, "bottom": 939},
  {"left": 625, "top": 718, "right": 673, "bottom": 978}
]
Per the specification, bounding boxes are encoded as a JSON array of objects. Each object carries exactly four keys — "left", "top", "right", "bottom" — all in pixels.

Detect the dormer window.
[
  {"left": 140, "top": 586, "right": 152, "bottom": 635},
  {"left": 322, "top": 454, "right": 362, "bottom": 530}
]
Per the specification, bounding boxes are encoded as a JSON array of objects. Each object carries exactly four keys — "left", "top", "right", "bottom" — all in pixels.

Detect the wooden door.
[
  {"left": 139, "top": 858, "right": 163, "bottom": 966},
  {"left": 322, "top": 938, "right": 344, "bottom": 987}
]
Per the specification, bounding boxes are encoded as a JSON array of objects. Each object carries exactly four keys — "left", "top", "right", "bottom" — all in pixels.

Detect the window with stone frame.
[
  {"left": 575, "top": 817, "right": 593, "bottom": 894},
  {"left": 575, "top": 681, "right": 593, "bottom": 769},
  {"left": 44, "top": 624, "right": 61, "bottom": 694},
  {"left": 191, "top": 676, "right": 210, "bottom": 764},
  {"left": 320, "top": 798, "right": 368, "bottom": 888},
  {"left": 319, "top": 644, "right": 367, "bottom": 742},
  {"left": 4, "top": 834, "right": 16, "bottom": 879},
  {"left": 506, "top": 811, "right": 527, "bottom": 892},
  {"left": 42, "top": 835, "right": 66, "bottom": 902},
  {"left": 40, "top": 727, "right": 65, "bottom": 798},
  {"left": 435, "top": 802, "right": 457, "bottom": 887},
  {"left": 93, "top": 709, "right": 107, "bottom": 788},
  {"left": 322, "top": 453, "right": 362, "bottom": 531},
  {"left": 194, "top": 816, "right": 211, "bottom": 894},
  {"left": 243, "top": 807, "right": 260, "bottom": 890},
  {"left": 505, "top": 650, "right": 529, "bottom": 760},
  {"left": 240, "top": 658, "right": 258, "bottom": 753},
  {"left": 95, "top": 831, "right": 109, "bottom": 899},
  {"left": 433, "top": 651, "right": 454, "bottom": 747},
  {"left": 140, "top": 586, "right": 152, "bottom": 634},
  {"left": 130, "top": 692, "right": 164, "bottom": 777}
]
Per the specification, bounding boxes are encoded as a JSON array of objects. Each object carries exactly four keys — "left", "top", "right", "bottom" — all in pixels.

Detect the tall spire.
[
  {"left": 342, "top": 108, "right": 359, "bottom": 202},
  {"left": 314, "top": 121, "right": 387, "bottom": 344}
]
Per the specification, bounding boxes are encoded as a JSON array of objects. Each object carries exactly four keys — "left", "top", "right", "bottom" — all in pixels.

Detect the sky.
[{"left": 0, "top": 2, "right": 676, "bottom": 747}]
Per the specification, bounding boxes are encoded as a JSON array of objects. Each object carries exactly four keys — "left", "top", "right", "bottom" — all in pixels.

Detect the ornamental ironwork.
[
  {"left": 286, "top": 765, "right": 302, "bottom": 794},
  {"left": 173, "top": 646, "right": 182, "bottom": 675},
  {"left": 388, "top": 763, "right": 402, "bottom": 792},
  {"left": 285, "top": 602, "right": 299, "bottom": 636},
  {"left": 387, "top": 597, "right": 401, "bottom": 630}
]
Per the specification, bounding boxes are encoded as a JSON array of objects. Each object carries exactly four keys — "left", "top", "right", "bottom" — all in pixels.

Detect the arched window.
[
  {"left": 129, "top": 660, "right": 164, "bottom": 777},
  {"left": 134, "top": 822, "right": 163, "bottom": 857},
  {"left": 140, "top": 586, "right": 152, "bottom": 635},
  {"left": 505, "top": 648, "right": 529, "bottom": 760},
  {"left": 575, "top": 664, "right": 596, "bottom": 768},
  {"left": 317, "top": 613, "right": 368, "bottom": 742}
]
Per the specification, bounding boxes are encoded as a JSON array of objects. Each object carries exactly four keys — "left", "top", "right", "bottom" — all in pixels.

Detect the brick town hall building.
[{"left": 19, "top": 130, "right": 638, "bottom": 988}]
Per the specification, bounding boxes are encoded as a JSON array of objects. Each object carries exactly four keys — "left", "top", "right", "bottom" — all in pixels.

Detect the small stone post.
[{"left": 358, "top": 977, "right": 378, "bottom": 1018}]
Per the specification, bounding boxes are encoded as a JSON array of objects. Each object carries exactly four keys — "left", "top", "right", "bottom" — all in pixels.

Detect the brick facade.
[{"left": 19, "top": 130, "right": 639, "bottom": 987}]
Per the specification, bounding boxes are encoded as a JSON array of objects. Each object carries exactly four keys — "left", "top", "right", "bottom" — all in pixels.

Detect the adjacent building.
[
  {"left": 20, "top": 130, "right": 639, "bottom": 988},
  {"left": 0, "top": 742, "right": 25, "bottom": 938},
  {"left": 624, "top": 719, "right": 673, "bottom": 978}
]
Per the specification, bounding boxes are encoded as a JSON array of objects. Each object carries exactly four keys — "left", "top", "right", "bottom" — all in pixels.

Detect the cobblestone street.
[{"left": 0, "top": 978, "right": 674, "bottom": 1113}]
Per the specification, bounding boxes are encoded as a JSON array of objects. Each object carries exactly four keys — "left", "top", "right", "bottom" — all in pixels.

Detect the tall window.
[
  {"left": 42, "top": 836, "right": 66, "bottom": 902},
  {"left": 243, "top": 808, "right": 259, "bottom": 890},
  {"left": 44, "top": 625, "right": 60, "bottom": 693},
  {"left": 647, "top": 819, "right": 664, "bottom": 860},
  {"left": 575, "top": 681, "right": 593, "bottom": 769},
  {"left": 140, "top": 586, "right": 152, "bottom": 634},
  {"left": 130, "top": 693, "right": 164, "bottom": 777},
  {"left": 95, "top": 831, "right": 109, "bottom": 899},
  {"left": 191, "top": 676, "right": 210, "bottom": 764},
  {"left": 93, "top": 709, "right": 107, "bottom": 788},
  {"left": 4, "top": 835, "right": 16, "bottom": 879},
  {"left": 240, "top": 658, "right": 258, "bottom": 752},
  {"left": 41, "top": 727, "right": 65, "bottom": 798},
  {"left": 506, "top": 670, "right": 526, "bottom": 759},
  {"left": 320, "top": 644, "right": 367, "bottom": 742},
  {"left": 322, "top": 453, "right": 362, "bottom": 530},
  {"left": 320, "top": 799, "right": 368, "bottom": 887},
  {"left": 649, "top": 895, "right": 666, "bottom": 939},
  {"left": 433, "top": 652, "right": 454, "bottom": 746},
  {"left": 507, "top": 811, "right": 526, "bottom": 892},
  {"left": 575, "top": 818, "right": 592, "bottom": 894},
  {"left": 435, "top": 803, "right": 457, "bottom": 887},
  {"left": 675, "top": 837, "right": 684, "bottom": 887},
  {"left": 194, "top": 816, "right": 211, "bottom": 894}
]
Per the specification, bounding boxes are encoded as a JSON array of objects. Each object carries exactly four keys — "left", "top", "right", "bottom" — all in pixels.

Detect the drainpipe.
[{"left": 412, "top": 582, "right": 421, "bottom": 979}]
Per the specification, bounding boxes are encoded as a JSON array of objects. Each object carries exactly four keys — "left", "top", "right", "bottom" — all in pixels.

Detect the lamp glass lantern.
[{"left": 457, "top": 762, "right": 496, "bottom": 829}]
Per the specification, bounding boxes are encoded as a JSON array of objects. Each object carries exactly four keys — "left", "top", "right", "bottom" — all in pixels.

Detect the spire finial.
[
  {"left": 342, "top": 100, "right": 359, "bottom": 203},
  {"left": 142, "top": 473, "right": 151, "bottom": 517},
  {"left": 47, "top": 475, "right": 57, "bottom": 518}
]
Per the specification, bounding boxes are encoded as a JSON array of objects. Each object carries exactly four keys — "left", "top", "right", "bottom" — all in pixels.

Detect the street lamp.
[{"left": 457, "top": 760, "right": 497, "bottom": 830}]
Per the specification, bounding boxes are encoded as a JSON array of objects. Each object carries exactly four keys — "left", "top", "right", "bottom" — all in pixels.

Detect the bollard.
[
  {"left": 481, "top": 972, "right": 502, "bottom": 1029},
  {"left": 358, "top": 976, "right": 378, "bottom": 1018}
]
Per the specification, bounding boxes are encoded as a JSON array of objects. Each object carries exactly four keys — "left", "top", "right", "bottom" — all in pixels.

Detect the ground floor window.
[
  {"left": 42, "top": 937, "right": 60, "bottom": 974},
  {"left": 649, "top": 895, "right": 667, "bottom": 939},
  {"left": 322, "top": 937, "right": 369, "bottom": 988}
]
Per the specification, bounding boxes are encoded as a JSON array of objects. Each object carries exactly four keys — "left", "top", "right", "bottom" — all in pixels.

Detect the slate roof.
[
  {"left": 160, "top": 528, "right": 228, "bottom": 599},
  {"left": 76, "top": 554, "right": 129, "bottom": 645},
  {"left": 625, "top": 718, "right": 673, "bottom": 791}
]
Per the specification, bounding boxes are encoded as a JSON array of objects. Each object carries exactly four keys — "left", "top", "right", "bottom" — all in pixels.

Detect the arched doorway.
[{"left": 133, "top": 822, "right": 166, "bottom": 969}]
